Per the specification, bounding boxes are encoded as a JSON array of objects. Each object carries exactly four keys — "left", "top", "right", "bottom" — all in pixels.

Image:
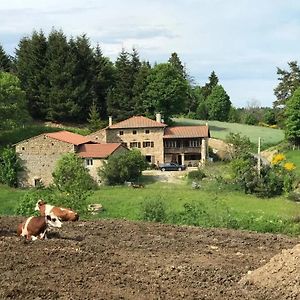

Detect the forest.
[{"left": 1, "top": 29, "right": 300, "bottom": 147}]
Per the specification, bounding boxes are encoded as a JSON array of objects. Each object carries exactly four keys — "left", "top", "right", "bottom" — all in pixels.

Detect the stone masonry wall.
[
  {"left": 15, "top": 135, "right": 74, "bottom": 187},
  {"left": 105, "top": 127, "right": 165, "bottom": 164}
]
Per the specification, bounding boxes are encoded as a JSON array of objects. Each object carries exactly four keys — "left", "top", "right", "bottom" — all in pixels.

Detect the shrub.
[
  {"left": 99, "top": 149, "right": 148, "bottom": 185},
  {"left": 287, "top": 192, "right": 300, "bottom": 202},
  {"left": 52, "top": 153, "right": 96, "bottom": 212},
  {"left": 187, "top": 169, "right": 206, "bottom": 181},
  {"left": 0, "top": 147, "right": 22, "bottom": 187},
  {"left": 139, "top": 197, "right": 167, "bottom": 223}
]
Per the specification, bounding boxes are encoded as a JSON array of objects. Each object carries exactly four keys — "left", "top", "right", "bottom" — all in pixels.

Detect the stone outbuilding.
[{"left": 15, "top": 130, "right": 127, "bottom": 187}]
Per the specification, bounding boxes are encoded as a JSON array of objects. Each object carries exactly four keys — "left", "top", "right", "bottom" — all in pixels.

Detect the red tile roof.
[
  {"left": 163, "top": 126, "right": 210, "bottom": 139},
  {"left": 77, "top": 143, "right": 125, "bottom": 158},
  {"left": 46, "top": 131, "right": 92, "bottom": 146},
  {"left": 109, "top": 116, "right": 166, "bottom": 129}
]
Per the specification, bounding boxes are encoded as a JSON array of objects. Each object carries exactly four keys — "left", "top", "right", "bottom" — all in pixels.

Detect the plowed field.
[{"left": 0, "top": 216, "right": 299, "bottom": 300}]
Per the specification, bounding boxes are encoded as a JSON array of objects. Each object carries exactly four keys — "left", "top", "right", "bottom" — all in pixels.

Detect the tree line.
[{"left": 0, "top": 29, "right": 232, "bottom": 126}]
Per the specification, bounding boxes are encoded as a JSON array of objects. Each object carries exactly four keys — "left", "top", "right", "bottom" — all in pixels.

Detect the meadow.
[{"left": 174, "top": 118, "right": 284, "bottom": 149}]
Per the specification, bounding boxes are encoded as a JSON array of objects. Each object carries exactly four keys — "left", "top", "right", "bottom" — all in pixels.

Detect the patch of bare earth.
[{"left": 0, "top": 216, "right": 299, "bottom": 300}]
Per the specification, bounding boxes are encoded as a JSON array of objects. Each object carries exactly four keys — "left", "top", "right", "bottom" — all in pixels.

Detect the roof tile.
[
  {"left": 163, "top": 126, "right": 210, "bottom": 139},
  {"left": 77, "top": 143, "right": 125, "bottom": 158},
  {"left": 46, "top": 131, "right": 91, "bottom": 145},
  {"left": 109, "top": 116, "right": 166, "bottom": 129}
]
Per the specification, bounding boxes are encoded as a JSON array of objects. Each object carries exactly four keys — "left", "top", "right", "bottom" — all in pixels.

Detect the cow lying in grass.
[
  {"left": 17, "top": 213, "right": 62, "bottom": 241},
  {"left": 35, "top": 199, "right": 79, "bottom": 222}
]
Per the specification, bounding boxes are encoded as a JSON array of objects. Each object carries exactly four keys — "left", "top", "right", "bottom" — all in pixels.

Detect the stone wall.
[
  {"left": 16, "top": 135, "right": 74, "bottom": 187},
  {"left": 208, "top": 138, "right": 232, "bottom": 160},
  {"left": 105, "top": 127, "right": 165, "bottom": 164},
  {"left": 87, "top": 128, "right": 107, "bottom": 143}
]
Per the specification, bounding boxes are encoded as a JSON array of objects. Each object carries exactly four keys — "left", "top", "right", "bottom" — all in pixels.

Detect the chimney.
[
  {"left": 109, "top": 116, "right": 113, "bottom": 126},
  {"left": 156, "top": 113, "right": 162, "bottom": 123}
]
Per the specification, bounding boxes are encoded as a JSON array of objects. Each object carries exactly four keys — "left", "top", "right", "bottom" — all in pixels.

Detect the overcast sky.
[{"left": 1, "top": 0, "right": 300, "bottom": 108}]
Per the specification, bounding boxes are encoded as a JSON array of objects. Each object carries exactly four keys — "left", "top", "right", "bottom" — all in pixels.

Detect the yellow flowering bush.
[
  {"left": 284, "top": 162, "right": 296, "bottom": 171},
  {"left": 271, "top": 153, "right": 286, "bottom": 165}
]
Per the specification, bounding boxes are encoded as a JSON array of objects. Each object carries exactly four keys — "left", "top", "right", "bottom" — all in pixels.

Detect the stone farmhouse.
[
  {"left": 88, "top": 114, "right": 210, "bottom": 167},
  {"left": 15, "top": 131, "right": 127, "bottom": 187}
]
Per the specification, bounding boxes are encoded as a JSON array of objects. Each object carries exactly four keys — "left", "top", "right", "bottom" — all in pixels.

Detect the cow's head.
[
  {"left": 35, "top": 199, "right": 46, "bottom": 211},
  {"left": 46, "top": 213, "right": 62, "bottom": 228}
]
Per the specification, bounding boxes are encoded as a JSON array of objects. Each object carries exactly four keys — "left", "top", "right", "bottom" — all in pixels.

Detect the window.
[
  {"left": 34, "top": 178, "right": 42, "bottom": 187},
  {"left": 121, "top": 142, "right": 127, "bottom": 148},
  {"left": 119, "top": 131, "right": 124, "bottom": 135},
  {"left": 85, "top": 158, "right": 93, "bottom": 166},
  {"left": 143, "top": 141, "right": 154, "bottom": 148},
  {"left": 164, "top": 140, "right": 177, "bottom": 148},
  {"left": 145, "top": 129, "right": 150, "bottom": 134},
  {"left": 133, "top": 130, "right": 137, "bottom": 135},
  {"left": 22, "top": 147, "right": 25, "bottom": 151},
  {"left": 130, "top": 142, "right": 141, "bottom": 148},
  {"left": 145, "top": 155, "right": 152, "bottom": 162},
  {"left": 189, "top": 139, "right": 200, "bottom": 147}
]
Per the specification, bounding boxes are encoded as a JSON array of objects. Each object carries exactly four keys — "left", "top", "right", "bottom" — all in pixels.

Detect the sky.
[{"left": 1, "top": 0, "right": 300, "bottom": 108}]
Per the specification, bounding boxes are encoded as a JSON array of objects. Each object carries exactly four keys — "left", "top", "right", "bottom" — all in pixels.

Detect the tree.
[
  {"left": 107, "top": 48, "right": 141, "bottom": 120},
  {"left": 284, "top": 87, "right": 300, "bottom": 145},
  {"left": 0, "top": 44, "right": 11, "bottom": 72},
  {"left": 99, "top": 149, "right": 148, "bottom": 185},
  {"left": 168, "top": 52, "right": 187, "bottom": 79},
  {"left": 15, "top": 31, "right": 48, "bottom": 118},
  {"left": 0, "top": 147, "right": 22, "bottom": 187},
  {"left": 202, "top": 71, "right": 219, "bottom": 99},
  {"left": 133, "top": 61, "right": 151, "bottom": 115},
  {"left": 141, "top": 63, "right": 189, "bottom": 122},
  {"left": 93, "top": 44, "right": 115, "bottom": 119},
  {"left": 45, "top": 29, "right": 80, "bottom": 121},
  {"left": 0, "top": 72, "right": 30, "bottom": 129},
  {"left": 206, "top": 85, "right": 231, "bottom": 121},
  {"left": 52, "top": 153, "right": 95, "bottom": 211},
  {"left": 274, "top": 61, "right": 300, "bottom": 108},
  {"left": 87, "top": 101, "right": 101, "bottom": 132}
]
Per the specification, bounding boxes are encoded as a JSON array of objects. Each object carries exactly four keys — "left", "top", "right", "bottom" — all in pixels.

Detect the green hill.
[{"left": 174, "top": 118, "right": 284, "bottom": 148}]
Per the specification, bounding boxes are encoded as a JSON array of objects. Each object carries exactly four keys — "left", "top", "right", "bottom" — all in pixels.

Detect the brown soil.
[{"left": 0, "top": 216, "right": 299, "bottom": 300}]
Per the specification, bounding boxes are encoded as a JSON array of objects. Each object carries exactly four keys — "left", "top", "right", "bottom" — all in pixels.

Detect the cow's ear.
[{"left": 46, "top": 215, "right": 51, "bottom": 221}]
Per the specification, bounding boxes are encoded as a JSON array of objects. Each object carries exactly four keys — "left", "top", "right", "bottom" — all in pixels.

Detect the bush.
[
  {"left": 187, "top": 169, "right": 206, "bottom": 181},
  {"left": 52, "top": 153, "right": 96, "bottom": 212},
  {"left": 287, "top": 192, "right": 300, "bottom": 202},
  {"left": 0, "top": 147, "right": 22, "bottom": 187},
  {"left": 99, "top": 149, "right": 148, "bottom": 185},
  {"left": 139, "top": 197, "right": 167, "bottom": 222}
]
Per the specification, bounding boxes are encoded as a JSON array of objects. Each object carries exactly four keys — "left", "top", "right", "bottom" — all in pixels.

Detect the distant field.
[{"left": 174, "top": 118, "right": 284, "bottom": 147}]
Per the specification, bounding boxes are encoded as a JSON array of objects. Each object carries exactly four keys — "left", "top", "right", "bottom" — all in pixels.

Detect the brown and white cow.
[
  {"left": 17, "top": 213, "right": 62, "bottom": 241},
  {"left": 35, "top": 199, "right": 79, "bottom": 222}
]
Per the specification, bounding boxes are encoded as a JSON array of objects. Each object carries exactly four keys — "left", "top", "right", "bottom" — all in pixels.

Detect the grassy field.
[
  {"left": 285, "top": 150, "right": 300, "bottom": 176},
  {"left": 174, "top": 118, "right": 284, "bottom": 148},
  {"left": 0, "top": 185, "right": 26, "bottom": 215}
]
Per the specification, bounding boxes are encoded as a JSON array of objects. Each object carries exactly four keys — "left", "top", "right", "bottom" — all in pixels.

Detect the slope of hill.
[{"left": 174, "top": 118, "right": 284, "bottom": 147}]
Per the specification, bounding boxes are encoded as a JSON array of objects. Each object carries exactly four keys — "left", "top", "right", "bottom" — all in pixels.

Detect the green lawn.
[
  {"left": 285, "top": 150, "right": 300, "bottom": 176},
  {"left": 174, "top": 118, "right": 284, "bottom": 148},
  {"left": 88, "top": 181, "right": 300, "bottom": 221},
  {"left": 0, "top": 184, "right": 26, "bottom": 215}
]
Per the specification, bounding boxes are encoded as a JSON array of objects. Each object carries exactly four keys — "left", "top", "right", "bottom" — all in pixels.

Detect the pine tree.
[
  {"left": 71, "top": 34, "right": 95, "bottom": 120},
  {"left": 93, "top": 44, "right": 115, "bottom": 120},
  {"left": 107, "top": 48, "right": 141, "bottom": 120},
  {"left": 87, "top": 101, "right": 101, "bottom": 132},
  {"left": 15, "top": 30, "right": 48, "bottom": 119},
  {"left": 133, "top": 61, "right": 151, "bottom": 115},
  {"left": 45, "top": 29, "right": 79, "bottom": 121},
  {"left": 0, "top": 44, "right": 11, "bottom": 72},
  {"left": 206, "top": 85, "right": 231, "bottom": 121},
  {"left": 202, "top": 71, "right": 219, "bottom": 99},
  {"left": 168, "top": 52, "right": 187, "bottom": 79}
]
